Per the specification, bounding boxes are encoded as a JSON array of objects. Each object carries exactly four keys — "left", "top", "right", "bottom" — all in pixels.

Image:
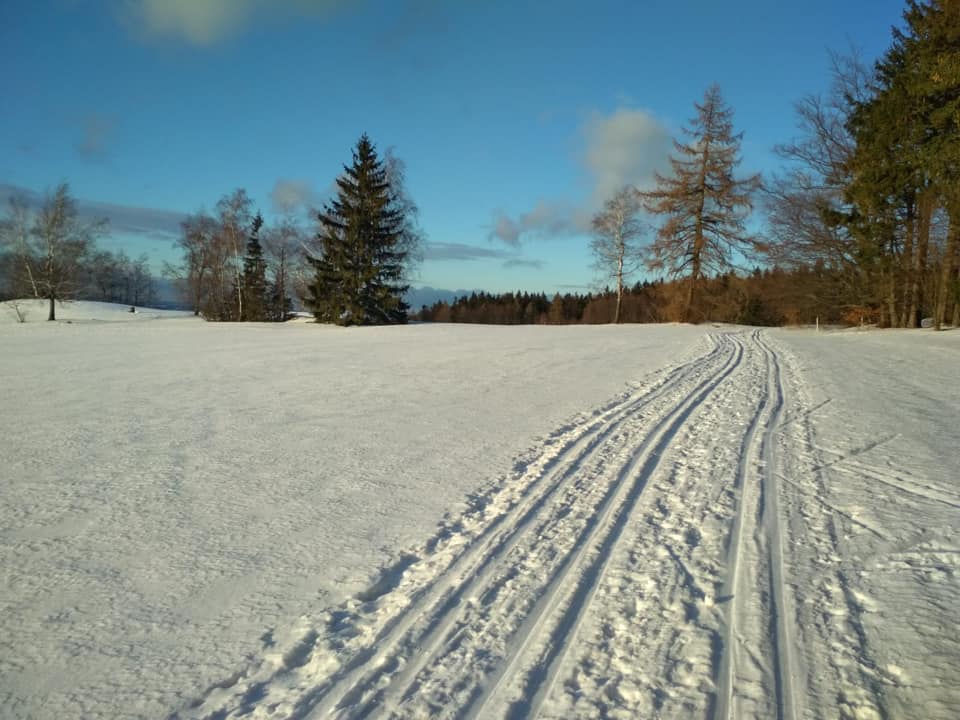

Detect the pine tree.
[
  {"left": 241, "top": 212, "right": 267, "bottom": 321},
  {"left": 307, "top": 135, "right": 410, "bottom": 325},
  {"left": 642, "top": 85, "right": 761, "bottom": 322}
]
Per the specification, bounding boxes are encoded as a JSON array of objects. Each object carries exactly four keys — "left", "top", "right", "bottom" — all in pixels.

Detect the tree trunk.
[
  {"left": 614, "top": 250, "right": 624, "bottom": 324},
  {"left": 900, "top": 197, "right": 915, "bottom": 328},
  {"left": 23, "top": 261, "right": 39, "bottom": 298},
  {"left": 48, "top": 293, "right": 55, "bottom": 321},
  {"left": 234, "top": 234, "right": 244, "bottom": 321},
  {"left": 935, "top": 216, "right": 958, "bottom": 330},
  {"left": 885, "top": 261, "right": 897, "bottom": 328},
  {"left": 907, "top": 191, "right": 933, "bottom": 328}
]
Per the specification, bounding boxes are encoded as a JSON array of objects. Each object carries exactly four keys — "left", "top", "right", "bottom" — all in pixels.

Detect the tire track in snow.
[{"left": 175, "top": 335, "right": 732, "bottom": 720}]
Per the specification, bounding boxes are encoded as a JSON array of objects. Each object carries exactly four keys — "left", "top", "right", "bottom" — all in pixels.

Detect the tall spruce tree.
[
  {"left": 307, "top": 135, "right": 410, "bottom": 325},
  {"left": 242, "top": 212, "right": 267, "bottom": 321},
  {"left": 642, "top": 85, "right": 761, "bottom": 322},
  {"left": 839, "top": 0, "right": 959, "bottom": 328}
]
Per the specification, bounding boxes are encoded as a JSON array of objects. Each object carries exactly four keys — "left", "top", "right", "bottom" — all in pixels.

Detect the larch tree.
[
  {"left": 307, "top": 134, "right": 410, "bottom": 325},
  {"left": 642, "top": 85, "right": 761, "bottom": 322},
  {"left": 590, "top": 185, "right": 647, "bottom": 323}
]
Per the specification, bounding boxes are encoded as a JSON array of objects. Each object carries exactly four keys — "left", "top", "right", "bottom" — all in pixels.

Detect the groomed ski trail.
[{"left": 176, "top": 331, "right": 866, "bottom": 720}]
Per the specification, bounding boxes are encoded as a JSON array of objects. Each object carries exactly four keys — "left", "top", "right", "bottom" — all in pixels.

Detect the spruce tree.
[
  {"left": 641, "top": 85, "right": 761, "bottom": 322},
  {"left": 307, "top": 135, "right": 409, "bottom": 325},
  {"left": 241, "top": 212, "right": 267, "bottom": 321}
]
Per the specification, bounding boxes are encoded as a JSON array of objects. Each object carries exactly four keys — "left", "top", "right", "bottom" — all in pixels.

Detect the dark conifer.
[
  {"left": 307, "top": 134, "right": 409, "bottom": 325},
  {"left": 241, "top": 212, "right": 267, "bottom": 321}
]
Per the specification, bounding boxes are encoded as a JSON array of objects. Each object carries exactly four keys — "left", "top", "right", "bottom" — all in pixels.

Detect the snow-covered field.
[{"left": 1, "top": 301, "right": 957, "bottom": 719}]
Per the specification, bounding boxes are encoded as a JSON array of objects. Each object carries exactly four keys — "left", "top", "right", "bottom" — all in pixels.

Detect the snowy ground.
[{"left": 1, "top": 302, "right": 957, "bottom": 719}]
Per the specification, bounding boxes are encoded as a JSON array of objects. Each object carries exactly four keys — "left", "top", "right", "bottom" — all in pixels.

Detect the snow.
[
  {"left": 0, "top": 302, "right": 707, "bottom": 718},
  {"left": 1, "top": 303, "right": 957, "bottom": 719},
  {"left": 0, "top": 299, "right": 192, "bottom": 324}
]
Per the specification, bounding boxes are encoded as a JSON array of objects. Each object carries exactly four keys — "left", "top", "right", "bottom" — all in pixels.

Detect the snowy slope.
[
  {"left": 1, "top": 299, "right": 192, "bottom": 324},
  {"left": 179, "top": 328, "right": 960, "bottom": 720},
  {"left": 1, "top": 313, "right": 957, "bottom": 719},
  {"left": 771, "top": 328, "right": 960, "bottom": 720},
  {"left": 0, "top": 309, "right": 708, "bottom": 718}
]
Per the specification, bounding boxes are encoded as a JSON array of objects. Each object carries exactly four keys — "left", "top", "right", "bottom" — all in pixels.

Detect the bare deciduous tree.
[
  {"left": 0, "top": 194, "right": 41, "bottom": 299},
  {"left": 172, "top": 212, "right": 217, "bottom": 316},
  {"left": 26, "top": 184, "right": 105, "bottom": 321},
  {"left": 263, "top": 216, "right": 305, "bottom": 320},
  {"left": 216, "top": 189, "right": 253, "bottom": 321},
  {"left": 384, "top": 149, "right": 426, "bottom": 285},
  {"left": 590, "top": 186, "right": 647, "bottom": 323}
]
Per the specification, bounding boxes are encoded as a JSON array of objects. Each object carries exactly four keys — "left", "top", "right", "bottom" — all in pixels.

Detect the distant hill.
[{"left": 405, "top": 287, "right": 480, "bottom": 310}]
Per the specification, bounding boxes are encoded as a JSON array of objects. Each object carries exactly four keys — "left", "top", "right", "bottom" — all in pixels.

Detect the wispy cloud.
[
  {"left": 424, "top": 242, "right": 515, "bottom": 262},
  {"left": 75, "top": 113, "right": 119, "bottom": 162},
  {"left": 488, "top": 200, "right": 589, "bottom": 247},
  {"left": 270, "top": 178, "right": 321, "bottom": 216},
  {"left": 120, "top": 0, "right": 355, "bottom": 45},
  {"left": 502, "top": 257, "right": 545, "bottom": 270},
  {"left": 0, "top": 183, "right": 186, "bottom": 241},
  {"left": 489, "top": 106, "right": 671, "bottom": 246}
]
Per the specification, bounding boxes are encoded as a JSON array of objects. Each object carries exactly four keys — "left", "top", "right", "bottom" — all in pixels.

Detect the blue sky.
[{"left": 2, "top": 0, "right": 907, "bottom": 294}]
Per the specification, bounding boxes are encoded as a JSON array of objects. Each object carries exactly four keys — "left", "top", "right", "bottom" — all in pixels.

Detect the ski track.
[{"left": 175, "top": 331, "right": 902, "bottom": 720}]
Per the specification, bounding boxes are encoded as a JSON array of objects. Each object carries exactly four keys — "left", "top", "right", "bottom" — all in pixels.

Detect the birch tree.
[
  {"left": 29, "top": 184, "right": 105, "bottom": 320},
  {"left": 216, "top": 189, "right": 253, "bottom": 320},
  {"left": 590, "top": 185, "right": 646, "bottom": 323},
  {"left": 0, "top": 194, "right": 41, "bottom": 298}
]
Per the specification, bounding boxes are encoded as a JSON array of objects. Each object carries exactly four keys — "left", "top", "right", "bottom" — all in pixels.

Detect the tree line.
[
  {"left": 167, "top": 135, "right": 421, "bottom": 324},
  {"left": 416, "top": 265, "right": 845, "bottom": 327},
  {"left": 585, "top": 0, "right": 956, "bottom": 328},
  {"left": 764, "top": 0, "right": 958, "bottom": 330},
  {"left": 3, "top": 1, "right": 955, "bottom": 328},
  {"left": 169, "top": 188, "right": 298, "bottom": 321}
]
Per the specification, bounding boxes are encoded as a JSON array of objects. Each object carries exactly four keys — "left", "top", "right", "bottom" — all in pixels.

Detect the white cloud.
[
  {"left": 270, "top": 179, "right": 320, "bottom": 215},
  {"left": 123, "top": 0, "right": 354, "bottom": 45},
  {"left": 489, "top": 107, "right": 670, "bottom": 246},
  {"left": 583, "top": 107, "right": 671, "bottom": 203},
  {"left": 489, "top": 200, "right": 589, "bottom": 246}
]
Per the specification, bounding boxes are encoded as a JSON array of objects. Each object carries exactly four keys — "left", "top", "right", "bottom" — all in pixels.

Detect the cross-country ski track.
[{"left": 172, "top": 329, "right": 923, "bottom": 719}]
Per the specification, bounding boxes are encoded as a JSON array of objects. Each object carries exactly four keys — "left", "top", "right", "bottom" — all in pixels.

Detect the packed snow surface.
[{"left": 1, "top": 302, "right": 957, "bottom": 719}]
